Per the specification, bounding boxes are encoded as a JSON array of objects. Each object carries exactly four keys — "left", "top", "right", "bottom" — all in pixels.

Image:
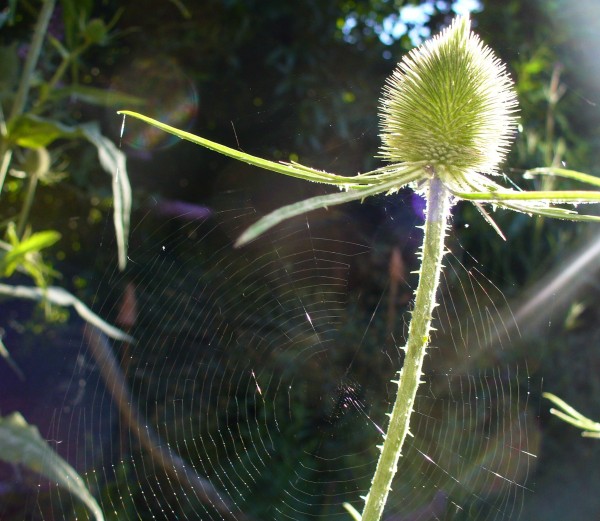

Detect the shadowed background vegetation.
[{"left": 2, "top": 1, "right": 600, "bottom": 519}]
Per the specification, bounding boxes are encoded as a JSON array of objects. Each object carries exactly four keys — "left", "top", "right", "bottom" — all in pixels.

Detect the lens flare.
[{"left": 111, "top": 56, "right": 198, "bottom": 152}]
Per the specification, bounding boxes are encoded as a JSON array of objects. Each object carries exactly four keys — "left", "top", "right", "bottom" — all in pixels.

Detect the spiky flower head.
[
  {"left": 119, "top": 13, "right": 600, "bottom": 247},
  {"left": 379, "top": 16, "right": 518, "bottom": 184}
]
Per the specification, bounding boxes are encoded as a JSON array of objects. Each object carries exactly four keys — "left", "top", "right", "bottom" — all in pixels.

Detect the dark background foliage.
[{"left": 2, "top": 0, "right": 600, "bottom": 519}]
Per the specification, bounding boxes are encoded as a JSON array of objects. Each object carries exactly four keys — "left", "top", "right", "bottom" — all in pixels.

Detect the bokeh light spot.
[{"left": 111, "top": 56, "right": 198, "bottom": 152}]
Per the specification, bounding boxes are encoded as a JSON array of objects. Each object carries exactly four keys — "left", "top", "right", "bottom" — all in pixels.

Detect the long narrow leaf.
[
  {"left": 81, "top": 123, "right": 131, "bottom": 271},
  {"left": 0, "top": 283, "right": 134, "bottom": 343},
  {"left": 0, "top": 412, "right": 105, "bottom": 521},
  {"left": 118, "top": 110, "right": 365, "bottom": 187},
  {"left": 235, "top": 172, "right": 422, "bottom": 247},
  {"left": 455, "top": 189, "right": 600, "bottom": 203},
  {"left": 50, "top": 85, "right": 145, "bottom": 108},
  {"left": 547, "top": 409, "right": 595, "bottom": 431},
  {"left": 500, "top": 203, "right": 600, "bottom": 222},
  {"left": 343, "top": 502, "right": 362, "bottom": 521},
  {"left": 0, "top": 337, "right": 24, "bottom": 380},
  {"left": 543, "top": 392, "right": 592, "bottom": 422},
  {"left": 525, "top": 168, "right": 600, "bottom": 188},
  {"left": 543, "top": 392, "right": 600, "bottom": 437}
]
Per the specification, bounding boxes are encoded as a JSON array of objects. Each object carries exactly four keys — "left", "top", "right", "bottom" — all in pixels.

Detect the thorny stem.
[{"left": 361, "top": 174, "right": 450, "bottom": 521}]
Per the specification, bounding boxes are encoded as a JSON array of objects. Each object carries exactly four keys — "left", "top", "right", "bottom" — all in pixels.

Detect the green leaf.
[
  {"left": 7, "top": 115, "right": 81, "bottom": 148},
  {"left": 117, "top": 110, "right": 368, "bottom": 187},
  {"left": 0, "top": 283, "right": 134, "bottom": 343},
  {"left": 456, "top": 189, "right": 600, "bottom": 203},
  {"left": 80, "top": 123, "right": 131, "bottom": 271},
  {"left": 543, "top": 392, "right": 600, "bottom": 437},
  {"left": 0, "top": 229, "right": 61, "bottom": 277},
  {"left": 525, "top": 167, "right": 600, "bottom": 188},
  {"left": 5, "top": 116, "right": 132, "bottom": 270},
  {"left": 0, "top": 228, "right": 61, "bottom": 287},
  {"left": 61, "top": 0, "right": 93, "bottom": 49},
  {"left": 500, "top": 202, "right": 600, "bottom": 223},
  {"left": 343, "top": 502, "right": 362, "bottom": 521},
  {"left": 49, "top": 85, "right": 145, "bottom": 108},
  {"left": 0, "top": 337, "right": 24, "bottom": 380},
  {"left": 235, "top": 171, "right": 422, "bottom": 246},
  {"left": 0, "top": 412, "right": 105, "bottom": 521}
]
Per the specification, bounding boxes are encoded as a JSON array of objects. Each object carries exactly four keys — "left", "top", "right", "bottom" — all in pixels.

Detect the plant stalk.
[
  {"left": 361, "top": 174, "right": 450, "bottom": 521},
  {"left": 16, "top": 169, "right": 39, "bottom": 239},
  {"left": 10, "top": 0, "right": 55, "bottom": 122},
  {"left": 0, "top": 0, "right": 55, "bottom": 196},
  {"left": 34, "top": 43, "right": 89, "bottom": 111}
]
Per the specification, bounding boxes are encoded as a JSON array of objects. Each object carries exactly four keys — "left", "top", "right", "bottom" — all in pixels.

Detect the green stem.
[
  {"left": 0, "top": 0, "right": 55, "bottom": 196},
  {"left": 34, "top": 43, "right": 89, "bottom": 112},
  {"left": 0, "top": 144, "right": 12, "bottom": 198},
  {"left": 9, "top": 0, "right": 55, "bottom": 121},
  {"left": 361, "top": 175, "right": 450, "bottom": 521},
  {"left": 533, "top": 64, "right": 562, "bottom": 263},
  {"left": 16, "top": 169, "right": 39, "bottom": 239}
]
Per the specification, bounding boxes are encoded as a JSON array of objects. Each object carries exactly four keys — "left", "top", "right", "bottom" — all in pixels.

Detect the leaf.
[
  {"left": 0, "top": 337, "right": 25, "bottom": 380},
  {"left": 457, "top": 189, "right": 600, "bottom": 203},
  {"left": 117, "top": 110, "right": 367, "bottom": 187},
  {"left": 525, "top": 167, "right": 600, "bottom": 188},
  {"left": 235, "top": 171, "right": 422, "bottom": 246},
  {"left": 543, "top": 392, "right": 600, "bottom": 437},
  {"left": 49, "top": 85, "right": 145, "bottom": 108},
  {"left": 7, "top": 115, "right": 81, "bottom": 148},
  {"left": 0, "top": 283, "right": 134, "bottom": 343},
  {"left": 454, "top": 188, "right": 600, "bottom": 222},
  {"left": 5, "top": 117, "right": 131, "bottom": 270},
  {"left": 0, "top": 229, "right": 61, "bottom": 278},
  {"left": 343, "top": 502, "right": 362, "bottom": 521},
  {"left": 0, "top": 412, "right": 105, "bottom": 521},
  {"left": 80, "top": 123, "right": 131, "bottom": 271}
]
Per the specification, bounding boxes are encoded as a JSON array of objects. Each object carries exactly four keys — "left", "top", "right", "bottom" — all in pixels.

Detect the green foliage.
[
  {"left": 7, "top": 114, "right": 81, "bottom": 148},
  {"left": 0, "top": 2, "right": 138, "bottom": 519},
  {"left": 123, "top": 15, "right": 600, "bottom": 521},
  {"left": 0, "top": 0, "right": 136, "bottom": 308},
  {"left": 1, "top": 1, "right": 599, "bottom": 520},
  {"left": 0, "top": 0, "right": 134, "bottom": 270},
  {"left": 0, "top": 412, "right": 104, "bottom": 521},
  {"left": 460, "top": 0, "right": 600, "bottom": 286},
  {"left": 543, "top": 392, "right": 600, "bottom": 438},
  {"left": 0, "top": 223, "right": 60, "bottom": 287}
]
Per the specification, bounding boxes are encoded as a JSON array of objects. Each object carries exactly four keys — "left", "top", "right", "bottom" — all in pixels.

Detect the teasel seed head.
[{"left": 379, "top": 16, "right": 519, "bottom": 183}]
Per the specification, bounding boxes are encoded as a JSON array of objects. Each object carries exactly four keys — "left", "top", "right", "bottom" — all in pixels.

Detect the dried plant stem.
[
  {"left": 361, "top": 175, "right": 450, "bottom": 521},
  {"left": 82, "top": 325, "right": 251, "bottom": 521}
]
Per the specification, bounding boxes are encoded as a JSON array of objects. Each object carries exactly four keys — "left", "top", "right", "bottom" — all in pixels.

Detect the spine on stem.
[{"left": 361, "top": 175, "right": 451, "bottom": 521}]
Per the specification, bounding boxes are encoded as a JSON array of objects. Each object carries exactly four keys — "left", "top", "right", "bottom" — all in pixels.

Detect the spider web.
[{"left": 31, "top": 175, "right": 542, "bottom": 521}]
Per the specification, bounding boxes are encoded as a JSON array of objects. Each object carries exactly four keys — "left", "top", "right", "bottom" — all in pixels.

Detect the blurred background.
[{"left": 1, "top": 0, "right": 600, "bottom": 519}]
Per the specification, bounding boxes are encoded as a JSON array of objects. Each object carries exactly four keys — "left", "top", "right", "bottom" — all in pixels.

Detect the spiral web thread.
[{"left": 27, "top": 189, "right": 542, "bottom": 521}]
